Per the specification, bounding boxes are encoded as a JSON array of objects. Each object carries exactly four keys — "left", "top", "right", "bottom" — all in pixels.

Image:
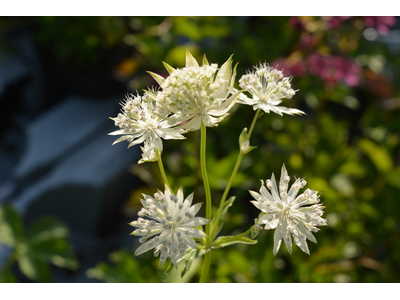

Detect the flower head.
[
  {"left": 147, "top": 49, "right": 240, "bottom": 131},
  {"left": 109, "top": 93, "right": 186, "bottom": 159},
  {"left": 249, "top": 164, "right": 327, "bottom": 255},
  {"left": 238, "top": 63, "right": 305, "bottom": 116},
  {"left": 130, "top": 186, "right": 209, "bottom": 268}
]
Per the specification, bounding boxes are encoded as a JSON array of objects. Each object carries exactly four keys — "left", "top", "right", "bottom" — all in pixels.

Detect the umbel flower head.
[
  {"left": 147, "top": 49, "right": 240, "bottom": 131},
  {"left": 250, "top": 164, "right": 327, "bottom": 255},
  {"left": 130, "top": 186, "right": 209, "bottom": 268},
  {"left": 238, "top": 63, "right": 305, "bottom": 116},
  {"left": 108, "top": 92, "right": 186, "bottom": 160}
]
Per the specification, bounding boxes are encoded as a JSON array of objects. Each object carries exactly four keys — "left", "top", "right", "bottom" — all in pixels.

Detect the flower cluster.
[
  {"left": 237, "top": 63, "right": 304, "bottom": 116},
  {"left": 250, "top": 164, "right": 327, "bottom": 255},
  {"left": 147, "top": 50, "right": 240, "bottom": 131},
  {"left": 273, "top": 53, "right": 362, "bottom": 88},
  {"left": 109, "top": 93, "right": 186, "bottom": 163},
  {"left": 130, "top": 186, "right": 209, "bottom": 268}
]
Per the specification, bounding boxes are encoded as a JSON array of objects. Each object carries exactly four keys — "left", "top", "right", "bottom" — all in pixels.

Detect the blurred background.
[{"left": 0, "top": 16, "right": 399, "bottom": 283}]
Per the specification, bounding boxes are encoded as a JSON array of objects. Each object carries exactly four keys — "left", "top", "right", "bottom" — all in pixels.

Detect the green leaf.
[
  {"left": 0, "top": 205, "right": 24, "bottom": 247},
  {"left": 211, "top": 235, "right": 257, "bottom": 249},
  {"left": 359, "top": 138, "right": 392, "bottom": 173},
  {"left": 180, "top": 248, "right": 209, "bottom": 278},
  {"left": 30, "top": 238, "right": 78, "bottom": 270},
  {"left": 17, "top": 244, "right": 51, "bottom": 282},
  {"left": 147, "top": 71, "right": 165, "bottom": 86},
  {"left": 86, "top": 251, "right": 143, "bottom": 283},
  {"left": 211, "top": 196, "right": 235, "bottom": 240},
  {"left": 0, "top": 270, "right": 18, "bottom": 283},
  {"left": 27, "top": 216, "right": 69, "bottom": 244}
]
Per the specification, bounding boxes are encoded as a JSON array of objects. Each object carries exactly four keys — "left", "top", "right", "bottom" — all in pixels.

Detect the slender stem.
[
  {"left": 156, "top": 150, "right": 172, "bottom": 191},
  {"left": 200, "top": 122, "right": 212, "bottom": 238},
  {"left": 211, "top": 109, "right": 262, "bottom": 239},
  {"left": 199, "top": 121, "right": 213, "bottom": 283},
  {"left": 199, "top": 249, "right": 212, "bottom": 283},
  {"left": 247, "top": 108, "right": 261, "bottom": 138}
]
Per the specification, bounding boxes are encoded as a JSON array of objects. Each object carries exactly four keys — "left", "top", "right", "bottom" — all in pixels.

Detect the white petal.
[
  {"left": 249, "top": 190, "right": 264, "bottom": 202},
  {"left": 134, "top": 232, "right": 165, "bottom": 256},
  {"left": 259, "top": 185, "right": 274, "bottom": 203},
  {"left": 181, "top": 227, "right": 207, "bottom": 238},
  {"left": 155, "top": 128, "right": 186, "bottom": 140},
  {"left": 258, "top": 213, "right": 279, "bottom": 229},
  {"left": 297, "top": 223, "right": 317, "bottom": 244},
  {"left": 127, "top": 133, "right": 148, "bottom": 148},
  {"left": 180, "top": 233, "right": 198, "bottom": 249},
  {"left": 279, "top": 164, "right": 289, "bottom": 196},
  {"left": 273, "top": 223, "right": 283, "bottom": 256},
  {"left": 296, "top": 236, "right": 310, "bottom": 255},
  {"left": 180, "top": 217, "right": 209, "bottom": 227}
]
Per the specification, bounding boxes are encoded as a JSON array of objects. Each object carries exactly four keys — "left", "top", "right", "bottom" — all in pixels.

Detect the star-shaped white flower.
[
  {"left": 237, "top": 63, "right": 305, "bottom": 116},
  {"left": 130, "top": 186, "right": 209, "bottom": 268},
  {"left": 109, "top": 93, "right": 186, "bottom": 157},
  {"left": 147, "top": 49, "right": 240, "bottom": 131},
  {"left": 250, "top": 164, "right": 327, "bottom": 255}
]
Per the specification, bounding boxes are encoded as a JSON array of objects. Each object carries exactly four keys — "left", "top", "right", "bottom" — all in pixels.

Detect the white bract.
[
  {"left": 147, "top": 49, "right": 240, "bottom": 131},
  {"left": 108, "top": 93, "right": 186, "bottom": 159},
  {"left": 249, "top": 164, "right": 327, "bottom": 255},
  {"left": 238, "top": 63, "right": 305, "bottom": 116},
  {"left": 130, "top": 186, "right": 209, "bottom": 268}
]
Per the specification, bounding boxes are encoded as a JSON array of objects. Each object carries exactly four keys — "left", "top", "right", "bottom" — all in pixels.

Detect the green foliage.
[
  {"left": 0, "top": 206, "right": 78, "bottom": 282},
  {"left": 6, "top": 16, "right": 398, "bottom": 282}
]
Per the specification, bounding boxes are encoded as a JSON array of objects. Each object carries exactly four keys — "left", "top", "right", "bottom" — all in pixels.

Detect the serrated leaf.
[
  {"left": 0, "top": 205, "right": 24, "bottom": 247},
  {"left": 147, "top": 71, "right": 165, "bottom": 86},
  {"left": 211, "top": 235, "right": 257, "bottom": 249},
  {"left": 211, "top": 196, "right": 235, "bottom": 240},
  {"left": 180, "top": 248, "right": 209, "bottom": 278}
]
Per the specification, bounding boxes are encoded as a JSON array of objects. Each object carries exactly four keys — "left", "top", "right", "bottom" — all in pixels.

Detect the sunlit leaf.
[{"left": 0, "top": 205, "right": 24, "bottom": 247}]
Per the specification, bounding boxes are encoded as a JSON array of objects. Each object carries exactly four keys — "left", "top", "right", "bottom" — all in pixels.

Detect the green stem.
[
  {"left": 156, "top": 149, "right": 172, "bottom": 191},
  {"left": 200, "top": 122, "right": 212, "bottom": 237},
  {"left": 199, "top": 121, "right": 212, "bottom": 283},
  {"left": 199, "top": 249, "right": 212, "bottom": 283},
  {"left": 247, "top": 108, "right": 261, "bottom": 139},
  {"left": 211, "top": 109, "right": 261, "bottom": 239}
]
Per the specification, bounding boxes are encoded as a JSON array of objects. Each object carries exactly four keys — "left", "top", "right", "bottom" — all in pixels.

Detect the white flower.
[
  {"left": 130, "top": 186, "right": 209, "bottom": 268},
  {"left": 147, "top": 49, "right": 240, "bottom": 131},
  {"left": 249, "top": 164, "right": 327, "bottom": 255},
  {"left": 237, "top": 63, "right": 305, "bottom": 116},
  {"left": 108, "top": 93, "right": 186, "bottom": 157}
]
